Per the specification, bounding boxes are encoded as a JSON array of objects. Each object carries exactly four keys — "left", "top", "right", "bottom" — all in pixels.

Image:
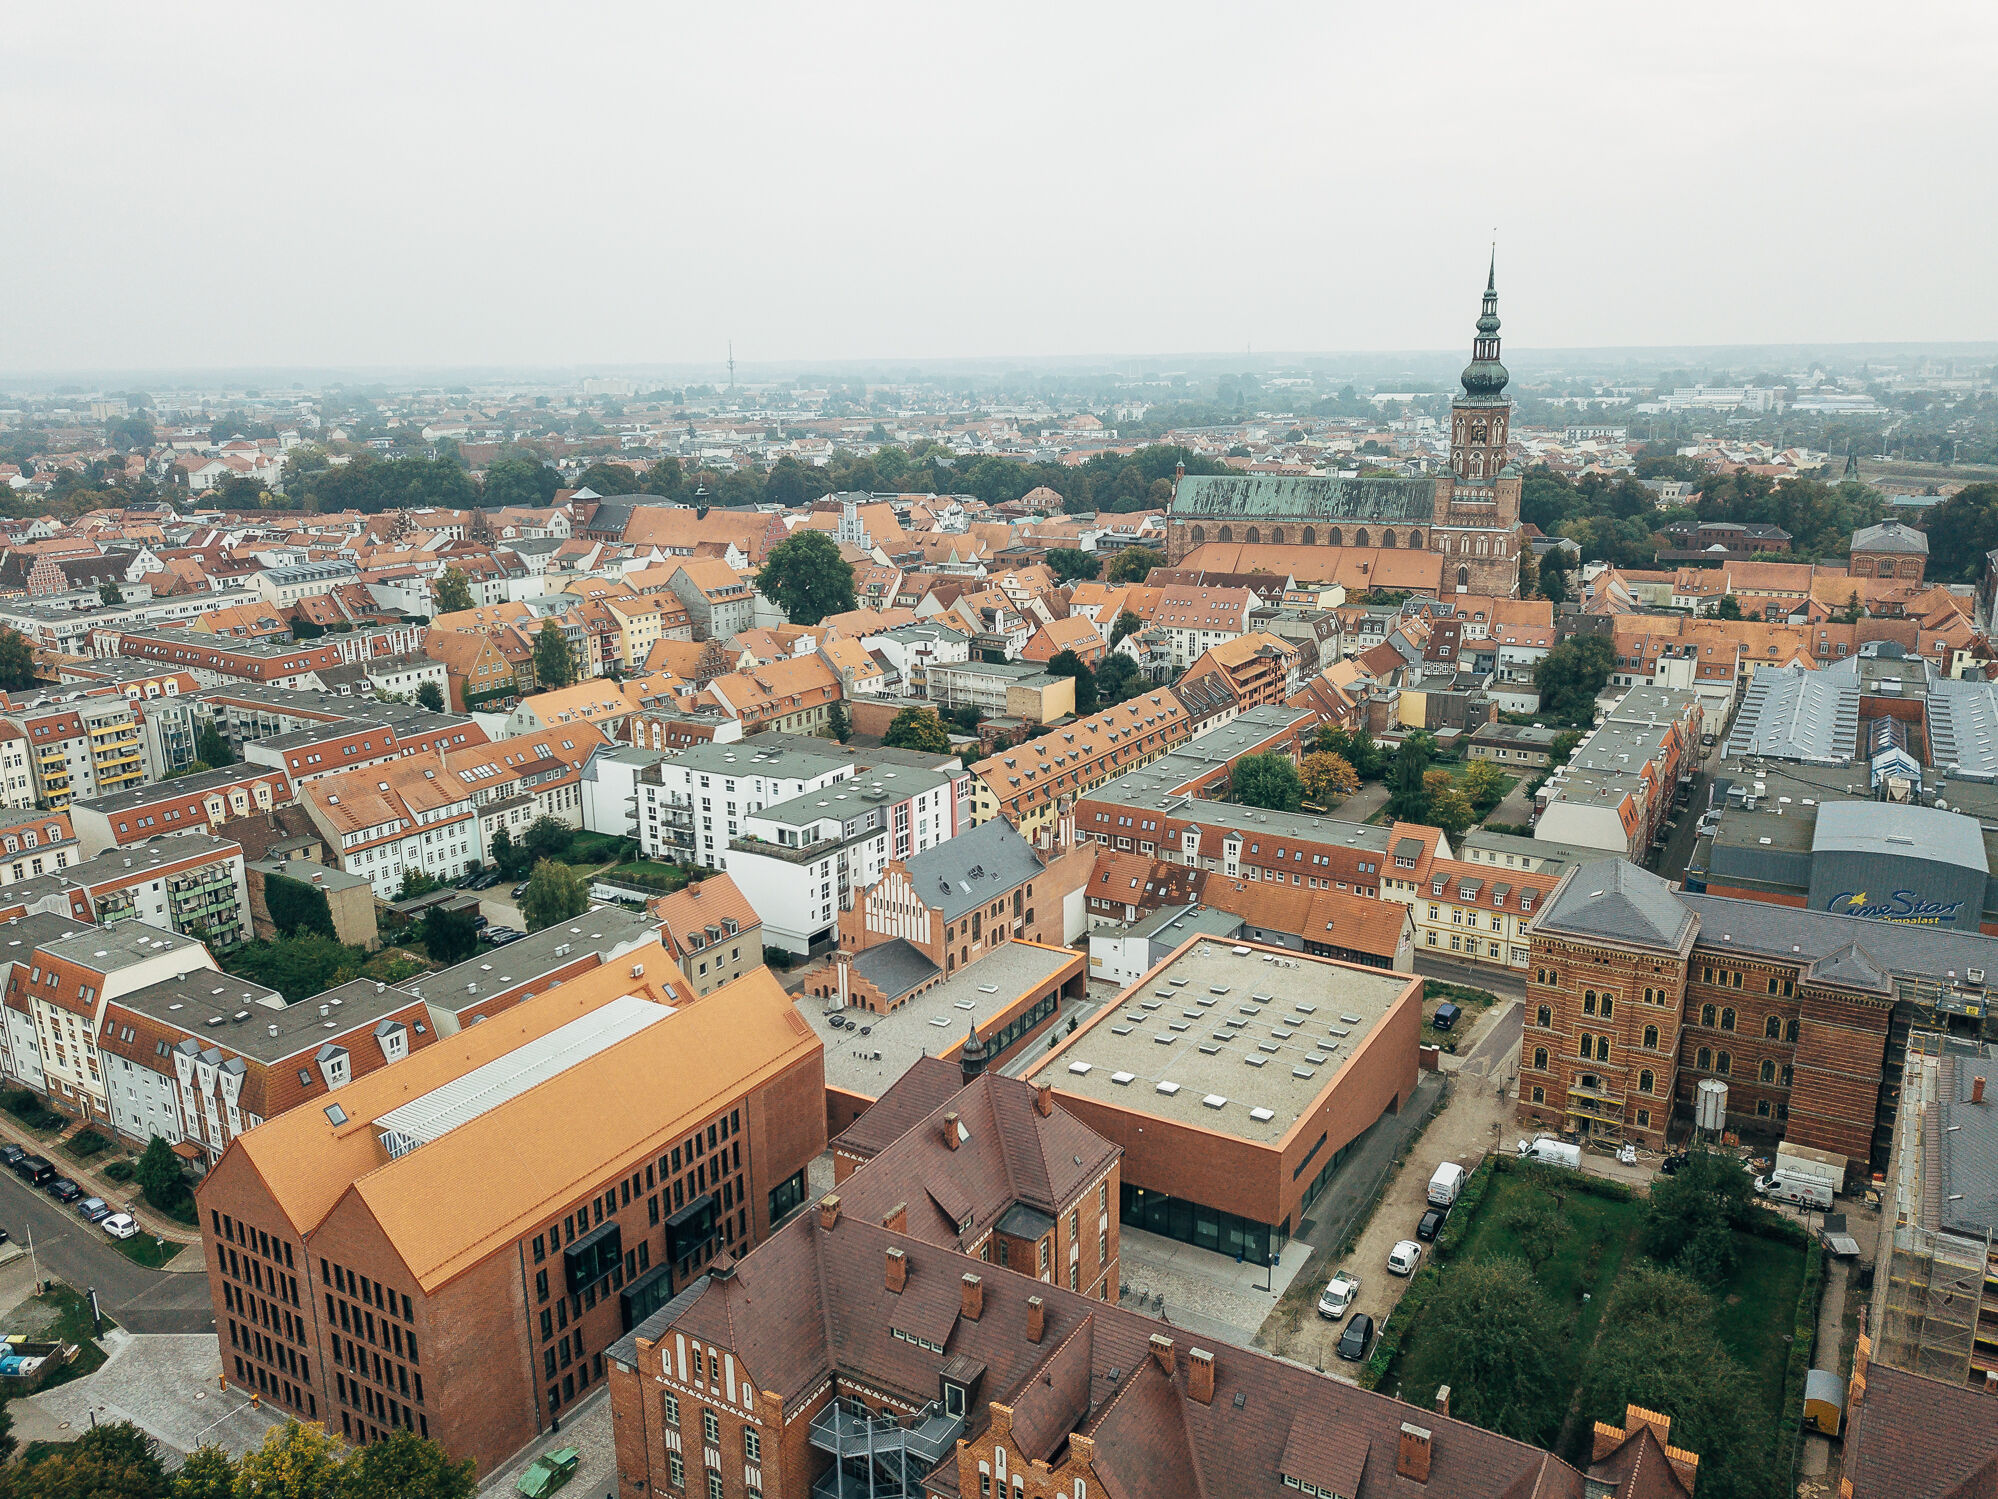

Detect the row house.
[
  {"left": 636, "top": 738, "right": 859, "bottom": 870},
  {"left": 1533, "top": 687, "right": 1703, "bottom": 859},
  {"left": 1, "top": 832, "right": 253, "bottom": 953},
  {"left": 1150, "top": 585, "right": 1258, "bottom": 669},
  {"left": 100, "top": 629, "right": 348, "bottom": 690},
  {"left": 969, "top": 691, "right": 1190, "bottom": 844},
  {"left": 704, "top": 656, "right": 843, "bottom": 737},
  {"left": 666, "top": 560, "right": 758, "bottom": 641},
  {"left": 0, "top": 807, "right": 82, "bottom": 889},
  {"left": 441, "top": 724, "right": 605, "bottom": 853},
  {"left": 70, "top": 762, "right": 295, "bottom": 856},
  {"left": 507, "top": 680, "right": 635, "bottom": 743},
  {"left": 1407, "top": 856, "right": 1560, "bottom": 971},
  {"left": 298, "top": 762, "right": 481, "bottom": 898}
]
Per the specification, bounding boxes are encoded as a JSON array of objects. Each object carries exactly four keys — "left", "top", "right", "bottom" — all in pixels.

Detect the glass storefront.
[{"left": 1121, "top": 1183, "right": 1285, "bottom": 1265}]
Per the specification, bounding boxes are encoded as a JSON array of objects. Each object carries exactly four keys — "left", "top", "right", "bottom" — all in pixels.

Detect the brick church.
[{"left": 1166, "top": 260, "right": 1526, "bottom": 597}]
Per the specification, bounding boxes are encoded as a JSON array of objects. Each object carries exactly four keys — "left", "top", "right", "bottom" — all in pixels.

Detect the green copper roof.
[{"left": 1169, "top": 474, "right": 1434, "bottom": 524}]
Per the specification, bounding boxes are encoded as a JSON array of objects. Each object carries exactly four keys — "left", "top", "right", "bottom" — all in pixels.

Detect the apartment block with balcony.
[
  {"left": 2, "top": 833, "right": 254, "bottom": 951},
  {"left": 635, "top": 739, "right": 858, "bottom": 870}
]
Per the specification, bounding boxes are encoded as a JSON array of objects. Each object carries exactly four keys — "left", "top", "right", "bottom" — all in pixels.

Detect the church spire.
[{"left": 1459, "top": 253, "right": 1509, "bottom": 403}]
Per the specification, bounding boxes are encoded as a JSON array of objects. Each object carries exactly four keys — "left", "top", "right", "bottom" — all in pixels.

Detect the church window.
[
  {"left": 1408, "top": 530, "right": 1422, "bottom": 549},
  {"left": 1245, "top": 527, "right": 1260, "bottom": 544},
  {"left": 1327, "top": 528, "right": 1342, "bottom": 547},
  {"left": 1302, "top": 527, "right": 1315, "bottom": 545},
  {"left": 1269, "top": 528, "right": 1284, "bottom": 545},
  {"left": 1355, "top": 529, "right": 1369, "bottom": 548},
  {"left": 1458, "top": 566, "right": 1469, "bottom": 588},
  {"left": 1382, "top": 530, "right": 1396, "bottom": 548},
  {"left": 1217, "top": 526, "right": 1232, "bottom": 543},
  {"left": 1190, "top": 526, "right": 1204, "bottom": 545}
]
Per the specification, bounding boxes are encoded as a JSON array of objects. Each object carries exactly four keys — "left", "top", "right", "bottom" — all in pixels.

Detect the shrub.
[
  {"left": 763, "top": 947, "right": 795, "bottom": 971},
  {"left": 0, "top": 1087, "right": 67, "bottom": 1131},
  {"left": 103, "top": 1159, "right": 137, "bottom": 1183},
  {"left": 66, "top": 1128, "right": 111, "bottom": 1159}
]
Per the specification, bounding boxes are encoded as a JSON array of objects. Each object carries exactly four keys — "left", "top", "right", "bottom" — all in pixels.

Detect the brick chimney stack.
[
  {"left": 1026, "top": 1295, "right": 1044, "bottom": 1344},
  {"left": 1034, "top": 1083, "right": 1054, "bottom": 1118},
  {"left": 818, "top": 1195, "right": 841, "bottom": 1230},
  {"left": 881, "top": 1202, "right": 908, "bottom": 1234},
  {"left": 961, "top": 1273, "right": 984, "bottom": 1322},
  {"left": 1149, "top": 1333, "right": 1175, "bottom": 1375},
  {"left": 1187, "top": 1347, "right": 1214, "bottom": 1405},
  {"left": 942, "top": 1112, "right": 960, "bottom": 1149},
  {"left": 1977, "top": 1076, "right": 1988, "bottom": 1104},
  {"left": 1435, "top": 1385, "right": 1451, "bottom": 1419},
  {"left": 885, "top": 1247, "right": 907, "bottom": 1294},
  {"left": 1397, "top": 1423, "right": 1432, "bottom": 1484}
]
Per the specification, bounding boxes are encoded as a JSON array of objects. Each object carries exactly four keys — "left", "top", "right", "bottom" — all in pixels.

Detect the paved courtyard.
[
  {"left": 479, "top": 1384, "right": 614, "bottom": 1499},
  {"left": 12, "top": 1331, "right": 285, "bottom": 1462}
]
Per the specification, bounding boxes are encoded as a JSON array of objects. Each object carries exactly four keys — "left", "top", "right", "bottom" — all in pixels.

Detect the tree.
[
  {"left": 222, "top": 933, "right": 363, "bottom": 1000},
  {"left": 1643, "top": 1143, "right": 1755, "bottom": 1283},
  {"left": 522, "top": 814, "right": 574, "bottom": 864},
  {"left": 520, "top": 858, "right": 589, "bottom": 931},
  {"left": 1316, "top": 724, "right": 1384, "bottom": 779},
  {"left": 415, "top": 679, "right": 446, "bottom": 712},
  {"left": 1500, "top": 1189, "right": 1572, "bottom": 1270},
  {"left": 1532, "top": 635, "right": 1616, "bottom": 726},
  {"left": 1461, "top": 758, "right": 1509, "bottom": 815},
  {"left": 1388, "top": 735, "right": 1433, "bottom": 822},
  {"left": 396, "top": 868, "right": 445, "bottom": 900},
  {"left": 1537, "top": 550, "right": 1572, "bottom": 604},
  {"left": 1105, "top": 547, "right": 1164, "bottom": 585},
  {"left": 1045, "top": 649, "right": 1098, "bottom": 714},
  {"left": 1404, "top": 1257, "right": 1566, "bottom": 1443},
  {"left": 533, "top": 621, "right": 577, "bottom": 689},
  {"left": 0, "top": 628, "right": 37, "bottom": 692},
  {"left": 884, "top": 707, "right": 951, "bottom": 754},
  {"left": 573, "top": 460, "right": 640, "bottom": 497},
  {"left": 100, "top": 579, "right": 125, "bottom": 605},
  {"left": 1045, "top": 548, "right": 1100, "bottom": 583},
  {"left": 420, "top": 905, "right": 480, "bottom": 965},
  {"left": 169, "top": 1446, "right": 236, "bottom": 1499},
  {"left": 332, "top": 1428, "right": 476, "bottom": 1499},
  {"left": 1109, "top": 609, "right": 1142, "bottom": 647},
  {"left": 1095, "top": 653, "right": 1141, "bottom": 705},
  {"left": 196, "top": 722, "right": 235, "bottom": 767},
  {"left": 135, "top": 1135, "right": 187, "bottom": 1215},
  {"left": 479, "top": 455, "right": 561, "bottom": 509},
  {"left": 1427, "top": 779, "right": 1476, "bottom": 837},
  {"left": 1711, "top": 594, "right": 1743, "bottom": 620},
  {"left": 827, "top": 700, "right": 852, "bottom": 744},
  {"left": 756, "top": 529, "right": 856, "bottom": 626},
  {"left": 434, "top": 568, "right": 474, "bottom": 614},
  {"left": 489, "top": 825, "right": 524, "bottom": 878},
  {"left": 232, "top": 1421, "right": 344, "bottom": 1499},
  {"left": 1231, "top": 753, "right": 1304, "bottom": 811},
  {"left": 264, "top": 873, "right": 335, "bottom": 940},
  {"left": 1300, "top": 751, "right": 1359, "bottom": 804},
  {"left": 1922, "top": 483, "right": 1998, "bottom": 583}
]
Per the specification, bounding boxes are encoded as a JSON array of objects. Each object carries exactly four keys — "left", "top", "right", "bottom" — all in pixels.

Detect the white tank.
[{"left": 1695, "top": 1077, "right": 1729, "bottom": 1132}]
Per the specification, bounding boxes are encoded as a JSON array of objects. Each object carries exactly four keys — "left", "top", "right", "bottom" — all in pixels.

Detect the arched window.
[
  {"left": 1533, "top": 1047, "right": 1548, "bottom": 1071},
  {"left": 1190, "top": 525, "right": 1205, "bottom": 545},
  {"left": 1759, "top": 1060, "right": 1776, "bottom": 1083},
  {"left": 1765, "top": 1015, "right": 1782, "bottom": 1039},
  {"left": 1269, "top": 528, "right": 1284, "bottom": 545},
  {"left": 1583, "top": 990, "right": 1597, "bottom": 1015},
  {"left": 1716, "top": 1051, "right": 1731, "bottom": 1075},
  {"left": 1536, "top": 1004, "right": 1551, "bottom": 1028},
  {"left": 1601, "top": 996, "right": 1614, "bottom": 1019},
  {"left": 1355, "top": 529, "right": 1369, "bottom": 548},
  {"left": 1218, "top": 526, "right": 1232, "bottom": 543},
  {"left": 1458, "top": 565, "right": 1470, "bottom": 588},
  {"left": 1409, "top": 530, "right": 1423, "bottom": 549},
  {"left": 1302, "top": 527, "right": 1316, "bottom": 545},
  {"left": 1720, "top": 1007, "right": 1736, "bottom": 1032},
  {"left": 1700, "top": 1003, "right": 1716, "bottom": 1027},
  {"left": 1598, "top": 1036, "right": 1611, "bottom": 1063},
  {"left": 1756, "top": 1099, "right": 1772, "bottom": 1117},
  {"left": 1639, "top": 1069, "right": 1654, "bottom": 1093},
  {"left": 1579, "top": 1035, "right": 1594, "bottom": 1060},
  {"left": 1382, "top": 530, "right": 1397, "bottom": 548},
  {"left": 1786, "top": 1017, "right": 1799, "bottom": 1042},
  {"left": 1643, "top": 1025, "right": 1658, "bottom": 1049},
  {"left": 1697, "top": 1046, "right": 1712, "bottom": 1070},
  {"left": 1327, "top": 527, "right": 1342, "bottom": 547},
  {"left": 1244, "top": 527, "right": 1260, "bottom": 544}
]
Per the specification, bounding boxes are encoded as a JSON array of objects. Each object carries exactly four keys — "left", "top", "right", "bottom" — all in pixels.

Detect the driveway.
[{"left": 0, "top": 1173, "right": 214, "bottom": 1334}]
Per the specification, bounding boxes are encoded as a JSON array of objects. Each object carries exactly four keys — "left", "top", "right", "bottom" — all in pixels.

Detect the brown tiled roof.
[
  {"left": 832, "top": 1056, "right": 964, "bottom": 1165},
  {"left": 1844, "top": 1361, "right": 1998, "bottom": 1499}
]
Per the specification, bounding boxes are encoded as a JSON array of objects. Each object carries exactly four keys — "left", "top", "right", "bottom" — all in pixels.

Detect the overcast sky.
[{"left": 4, "top": 2, "right": 1994, "bottom": 375}]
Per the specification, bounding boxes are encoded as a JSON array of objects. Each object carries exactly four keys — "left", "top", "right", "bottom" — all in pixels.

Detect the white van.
[
  {"left": 1517, "top": 1136, "right": 1582, "bottom": 1170},
  {"left": 1756, "top": 1172, "right": 1833, "bottom": 1211},
  {"left": 1427, "top": 1161, "right": 1466, "bottom": 1206}
]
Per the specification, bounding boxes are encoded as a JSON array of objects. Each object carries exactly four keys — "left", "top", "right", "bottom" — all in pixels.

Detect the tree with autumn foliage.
[{"left": 1300, "top": 751, "right": 1359, "bottom": 805}]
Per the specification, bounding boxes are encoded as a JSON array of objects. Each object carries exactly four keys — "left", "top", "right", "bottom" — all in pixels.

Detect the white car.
[
  {"left": 1316, "top": 1271, "right": 1361, "bottom": 1321},
  {"left": 100, "top": 1213, "right": 139, "bottom": 1240},
  {"left": 1387, "top": 1239, "right": 1423, "bottom": 1276}
]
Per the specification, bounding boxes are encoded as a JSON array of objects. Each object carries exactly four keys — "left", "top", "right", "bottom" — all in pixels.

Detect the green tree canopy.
[
  {"left": 1424, "top": 770, "right": 1476, "bottom": 837},
  {"left": 1922, "top": 483, "right": 1998, "bottom": 583},
  {"left": 884, "top": 707, "right": 950, "bottom": 754},
  {"left": 331, "top": 1427, "right": 476, "bottom": 1499},
  {"left": 196, "top": 722, "right": 235, "bottom": 767},
  {"left": 1045, "top": 649, "right": 1097, "bottom": 715},
  {"left": 135, "top": 1135, "right": 188, "bottom": 1215},
  {"left": 523, "top": 815, "right": 573, "bottom": 863},
  {"left": 1105, "top": 547, "right": 1164, "bottom": 585},
  {"left": 434, "top": 568, "right": 474, "bottom": 614},
  {"left": 1712, "top": 594, "right": 1743, "bottom": 620},
  {"left": 1533, "top": 635, "right": 1616, "bottom": 726},
  {"left": 222, "top": 933, "right": 365, "bottom": 1000},
  {"left": 415, "top": 679, "right": 446, "bottom": 711},
  {"left": 573, "top": 460, "right": 641, "bottom": 497},
  {"left": 520, "top": 858, "right": 589, "bottom": 931},
  {"left": 489, "top": 825, "right": 524, "bottom": 878},
  {"left": 1404, "top": 1256, "right": 1567, "bottom": 1443},
  {"left": 479, "top": 455, "right": 561, "bottom": 509},
  {"left": 231, "top": 1421, "right": 344, "bottom": 1499},
  {"left": 827, "top": 700, "right": 852, "bottom": 744},
  {"left": 533, "top": 620, "right": 577, "bottom": 688},
  {"left": 1045, "top": 548, "right": 1100, "bottom": 583},
  {"left": 0, "top": 629, "right": 34, "bottom": 692},
  {"left": 1094, "top": 652, "right": 1142, "bottom": 705},
  {"left": 1387, "top": 734, "right": 1433, "bottom": 822},
  {"left": 1109, "top": 609, "right": 1142, "bottom": 647},
  {"left": 1643, "top": 1143, "right": 1755, "bottom": 1283},
  {"left": 1231, "top": 753, "right": 1304, "bottom": 811},
  {"left": 756, "top": 529, "right": 857, "bottom": 626},
  {"left": 167, "top": 1446, "right": 235, "bottom": 1499},
  {"left": 420, "top": 905, "right": 480, "bottom": 966}
]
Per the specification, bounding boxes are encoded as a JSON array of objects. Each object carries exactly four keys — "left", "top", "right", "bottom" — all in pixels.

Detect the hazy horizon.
[{"left": 5, "top": 2, "right": 1994, "bottom": 373}]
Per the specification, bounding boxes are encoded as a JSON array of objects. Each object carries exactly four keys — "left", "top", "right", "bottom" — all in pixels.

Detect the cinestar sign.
[{"left": 1824, "top": 889, "right": 1966, "bottom": 924}]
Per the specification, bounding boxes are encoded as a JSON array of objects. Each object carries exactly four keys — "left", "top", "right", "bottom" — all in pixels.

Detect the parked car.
[
  {"left": 1416, "top": 1205, "right": 1448, "bottom": 1242},
  {"left": 0, "top": 1227, "right": 9, "bottom": 1244},
  {"left": 100, "top": 1213, "right": 139, "bottom": 1240},
  {"left": 1316, "top": 1271, "right": 1360, "bottom": 1322},
  {"left": 77, "top": 1197, "right": 112, "bottom": 1223},
  {"left": 0, "top": 1144, "right": 24, "bottom": 1168},
  {"left": 511, "top": 882, "right": 530, "bottom": 899},
  {"left": 1335, "top": 1312, "right": 1375, "bottom": 1362},
  {"left": 465, "top": 871, "right": 501, "bottom": 891},
  {"left": 46, "top": 1177, "right": 82, "bottom": 1203},
  {"left": 13, "top": 1156, "right": 55, "bottom": 1187},
  {"left": 1431, "top": 1001, "right": 1461, "bottom": 1031},
  {"left": 516, "top": 1446, "right": 581, "bottom": 1499},
  {"left": 1387, "top": 1239, "right": 1423, "bottom": 1276}
]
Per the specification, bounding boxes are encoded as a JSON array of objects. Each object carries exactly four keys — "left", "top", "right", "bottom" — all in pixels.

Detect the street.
[
  {"left": 1413, "top": 952, "right": 1525, "bottom": 1003},
  {"left": 0, "top": 1173, "right": 213, "bottom": 1333}
]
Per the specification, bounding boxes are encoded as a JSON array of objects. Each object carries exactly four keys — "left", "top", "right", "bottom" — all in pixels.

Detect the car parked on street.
[
  {"left": 1316, "top": 1271, "right": 1361, "bottom": 1321},
  {"left": 100, "top": 1213, "right": 139, "bottom": 1240},
  {"left": 10, "top": 1154, "right": 53, "bottom": 1186},
  {"left": 0, "top": 1144, "right": 24, "bottom": 1169},
  {"left": 46, "top": 1177, "right": 82, "bottom": 1203},
  {"left": 1416, "top": 1205, "right": 1449, "bottom": 1241},
  {"left": 1335, "top": 1312, "right": 1375, "bottom": 1362},
  {"left": 77, "top": 1197, "right": 112, "bottom": 1223},
  {"left": 1387, "top": 1239, "right": 1423, "bottom": 1276}
]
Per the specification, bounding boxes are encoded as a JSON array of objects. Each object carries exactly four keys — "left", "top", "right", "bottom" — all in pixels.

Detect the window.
[
  {"left": 1697, "top": 1047, "right": 1711, "bottom": 1070},
  {"left": 745, "top": 1429, "right": 761, "bottom": 1464},
  {"left": 1760, "top": 1059, "right": 1776, "bottom": 1083},
  {"left": 1600, "top": 996, "right": 1613, "bottom": 1019},
  {"left": 703, "top": 1410, "right": 720, "bottom": 1445},
  {"left": 1700, "top": 1003, "right": 1715, "bottom": 1027},
  {"left": 1639, "top": 1069, "right": 1654, "bottom": 1093},
  {"left": 1716, "top": 1051, "right": 1731, "bottom": 1076},
  {"left": 1787, "top": 1017, "right": 1800, "bottom": 1042},
  {"left": 1535, "top": 1004, "right": 1551, "bottom": 1028},
  {"left": 1597, "top": 1036, "right": 1611, "bottom": 1063},
  {"left": 1766, "top": 1015, "right": 1782, "bottom": 1039},
  {"left": 664, "top": 1394, "right": 679, "bottom": 1427},
  {"left": 1642, "top": 1025, "right": 1658, "bottom": 1049},
  {"left": 1720, "top": 1008, "right": 1735, "bottom": 1032},
  {"left": 1579, "top": 1035, "right": 1594, "bottom": 1060},
  {"left": 1532, "top": 1047, "right": 1548, "bottom": 1070},
  {"left": 668, "top": 1454, "right": 685, "bottom": 1490},
  {"left": 1530, "top": 1086, "right": 1545, "bottom": 1104}
]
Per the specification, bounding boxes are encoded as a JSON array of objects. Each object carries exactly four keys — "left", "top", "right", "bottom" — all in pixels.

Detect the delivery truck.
[{"left": 1427, "top": 1161, "right": 1467, "bottom": 1206}]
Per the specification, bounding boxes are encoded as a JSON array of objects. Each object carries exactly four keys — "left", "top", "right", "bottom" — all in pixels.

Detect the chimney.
[
  {"left": 1977, "top": 1076, "right": 1988, "bottom": 1105},
  {"left": 1434, "top": 1384, "right": 1451, "bottom": 1419},
  {"left": 881, "top": 1201, "right": 908, "bottom": 1234},
  {"left": 942, "top": 1112, "right": 960, "bottom": 1150},
  {"left": 1396, "top": 1423, "right": 1432, "bottom": 1484},
  {"left": 885, "top": 1247, "right": 907, "bottom": 1294},
  {"left": 817, "top": 1195, "right": 842, "bottom": 1231},
  {"left": 1187, "top": 1347, "right": 1214, "bottom": 1405},
  {"left": 1026, "top": 1295, "right": 1045, "bottom": 1344},
  {"left": 1034, "top": 1083, "right": 1054, "bottom": 1118},
  {"left": 1149, "top": 1333, "right": 1175, "bottom": 1375},
  {"left": 960, "top": 1273, "right": 984, "bottom": 1322}
]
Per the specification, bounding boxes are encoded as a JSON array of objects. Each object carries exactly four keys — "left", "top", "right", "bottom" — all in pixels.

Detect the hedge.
[{"left": 1774, "top": 1239, "right": 1826, "bottom": 1485}]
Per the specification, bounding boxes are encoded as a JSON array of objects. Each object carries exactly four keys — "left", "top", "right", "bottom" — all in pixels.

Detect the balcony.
[{"left": 808, "top": 1399, "right": 964, "bottom": 1499}]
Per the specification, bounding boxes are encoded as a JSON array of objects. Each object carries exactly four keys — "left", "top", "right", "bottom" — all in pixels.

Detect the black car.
[
  {"left": 511, "top": 882, "right": 530, "bottom": 899},
  {"left": 465, "top": 871, "right": 501, "bottom": 891},
  {"left": 1416, "top": 1205, "right": 1449, "bottom": 1242},
  {"left": 47, "top": 1177, "right": 82, "bottom": 1203},
  {"left": 1336, "top": 1312, "right": 1375, "bottom": 1362},
  {"left": 0, "top": 1143, "right": 23, "bottom": 1168},
  {"left": 12, "top": 1155, "right": 54, "bottom": 1187}
]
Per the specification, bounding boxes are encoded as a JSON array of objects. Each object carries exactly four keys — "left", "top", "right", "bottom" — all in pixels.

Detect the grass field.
[
  {"left": 109, "top": 1232, "right": 185, "bottom": 1269},
  {"left": 1386, "top": 1165, "right": 1806, "bottom": 1461}
]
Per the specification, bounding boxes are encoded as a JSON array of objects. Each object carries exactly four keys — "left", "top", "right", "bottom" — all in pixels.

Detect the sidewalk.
[{"left": 0, "top": 1109, "right": 204, "bottom": 1253}]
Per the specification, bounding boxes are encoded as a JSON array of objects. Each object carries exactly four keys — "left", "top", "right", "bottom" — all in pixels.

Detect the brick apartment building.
[
  {"left": 610, "top": 1063, "right": 1701, "bottom": 1499},
  {"left": 195, "top": 954, "right": 825, "bottom": 1475},
  {"left": 968, "top": 691, "right": 1191, "bottom": 843},
  {"left": 1515, "top": 855, "right": 1994, "bottom": 1172},
  {"left": 70, "top": 762, "right": 295, "bottom": 855}
]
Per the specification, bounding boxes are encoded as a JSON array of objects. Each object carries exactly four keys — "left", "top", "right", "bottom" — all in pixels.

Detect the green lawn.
[
  {"left": 604, "top": 860, "right": 691, "bottom": 893},
  {"left": 31, "top": 1284, "right": 115, "bottom": 1386},
  {"left": 109, "top": 1232, "right": 185, "bottom": 1269},
  {"left": 1422, "top": 980, "right": 1500, "bottom": 1048},
  {"left": 1717, "top": 1232, "right": 1808, "bottom": 1414}
]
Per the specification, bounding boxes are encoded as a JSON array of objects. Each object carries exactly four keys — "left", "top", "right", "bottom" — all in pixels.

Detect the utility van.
[
  {"left": 1517, "top": 1136, "right": 1582, "bottom": 1170},
  {"left": 1427, "top": 1161, "right": 1466, "bottom": 1207}
]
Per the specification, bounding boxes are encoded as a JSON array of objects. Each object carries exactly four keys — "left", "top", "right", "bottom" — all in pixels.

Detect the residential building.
[
  {"left": 505, "top": 681, "right": 635, "bottom": 742},
  {"left": 926, "top": 661, "right": 1075, "bottom": 724},
  {"left": 649, "top": 875, "right": 762, "bottom": 997},
  {"left": 70, "top": 763, "right": 295, "bottom": 856},
  {"left": 635, "top": 739, "right": 860, "bottom": 870},
  {"left": 836, "top": 818, "right": 1068, "bottom": 974},
  {"left": 297, "top": 760, "right": 480, "bottom": 898},
  {"left": 1406, "top": 855, "right": 1559, "bottom": 970},
  {"left": 705, "top": 656, "right": 843, "bottom": 737},
  {"left": 0, "top": 807, "right": 82, "bottom": 889},
  {"left": 1533, "top": 687, "right": 1702, "bottom": 858},
  {"left": 246, "top": 859, "right": 379, "bottom": 949},
  {"left": 969, "top": 691, "right": 1190, "bottom": 843},
  {"left": 1467, "top": 720, "right": 1563, "bottom": 769},
  {"left": 2, "top": 832, "right": 253, "bottom": 951},
  {"left": 667, "top": 560, "right": 758, "bottom": 640},
  {"left": 1176, "top": 630, "right": 1301, "bottom": 711}
]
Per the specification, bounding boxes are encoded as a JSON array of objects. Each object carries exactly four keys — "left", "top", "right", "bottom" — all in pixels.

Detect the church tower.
[{"left": 1430, "top": 254, "right": 1524, "bottom": 596}]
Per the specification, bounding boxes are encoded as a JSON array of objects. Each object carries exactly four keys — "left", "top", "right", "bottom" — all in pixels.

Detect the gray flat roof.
[
  {"left": 73, "top": 762, "right": 279, "bottom": 816},
  {"left": 401, "top": 904, "right": 660, "bottom": 1012},
  {"left": 662, "top": 738, "right": 854, "bottom": 781},
  {"left": 1812, "top": 800, "right": 1989, "bottom": 872},
  {"left": 250, "top": 857, "right": 373, "bottom": 893},
  {"left": 36, "top": 919, "right": 208, "bottom": 974},
  {"left": 802, "top": 940, "right": 1077, "bottom": 1095},
  {"left": 117, "top": 974, "right": 426, "bottom": 1062},
  {"left": 1029, "top": 938, "right": 1412, "bottom": 1146},
  {"left": 754, "top": 762, "right": 956, "bottom": 829},
  {"left": 61, "top": 833, "right": 245, "bottom": 887},
  {"left": 1089, "top": 705, "right": 1319, "bottom": 802}
]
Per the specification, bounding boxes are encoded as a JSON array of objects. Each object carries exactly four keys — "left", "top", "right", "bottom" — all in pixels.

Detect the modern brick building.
[{"left": 194, "top": 953, "right": 825, "bottom": 1475}]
